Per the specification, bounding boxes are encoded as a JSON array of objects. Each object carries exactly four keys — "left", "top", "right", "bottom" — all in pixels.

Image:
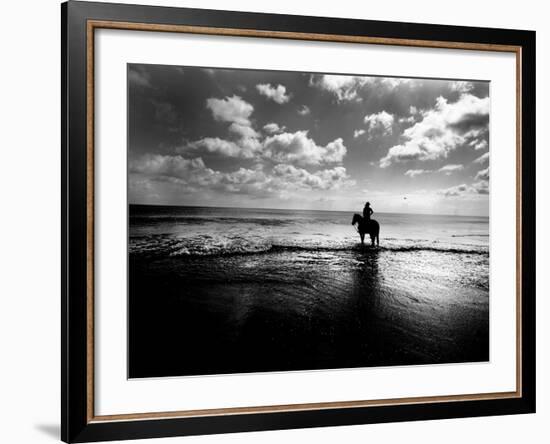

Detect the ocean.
[{"left": 128, "top": 204, "right": 489, "bottom": 378}]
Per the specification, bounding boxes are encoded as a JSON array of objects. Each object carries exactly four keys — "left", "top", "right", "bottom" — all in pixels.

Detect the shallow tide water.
[{"left": 128, "top": 205, "right": 489, "bottom": 378}]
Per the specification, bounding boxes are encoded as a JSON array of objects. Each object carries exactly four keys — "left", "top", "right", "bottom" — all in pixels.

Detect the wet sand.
[{"left": 129, "top": 248, "right": 489, "bottom": 378}]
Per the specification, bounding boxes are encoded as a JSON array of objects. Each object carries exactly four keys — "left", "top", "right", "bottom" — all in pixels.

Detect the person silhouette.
[{"left": 363, "top": 202, "right": 373, "bottom": 221}]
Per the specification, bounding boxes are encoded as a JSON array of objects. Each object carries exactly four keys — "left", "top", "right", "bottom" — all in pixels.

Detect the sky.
[{"left": 128, "top": 64, "right": 490, "bottom": 216}]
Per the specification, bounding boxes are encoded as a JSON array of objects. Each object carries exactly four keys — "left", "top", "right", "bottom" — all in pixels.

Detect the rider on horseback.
[
  {"left": 352, "top": 203, "right": 380, "bottom": 246},
  {"left": 363, "top": 202, "right": 373, "bottom": 221}
]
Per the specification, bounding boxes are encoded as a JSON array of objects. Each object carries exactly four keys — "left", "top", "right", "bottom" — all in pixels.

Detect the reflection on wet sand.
[{"left": 129, "top": 244, "right": 488, "bottom": 378}]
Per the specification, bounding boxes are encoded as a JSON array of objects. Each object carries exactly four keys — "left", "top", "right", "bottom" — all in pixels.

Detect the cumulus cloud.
[
  {"left": 398, "top": 116, "right": 415, "bottom": 124},
  {"left": 353, "top": 129, "right": 366, "bottom": 138},
  {"left": 404, "top": 169, "right": 432, "bottom": 178},
  {"left": 272, "top": 164, "right": 352, "bottom": 190},
  {"left": 475, "top": 166, "right": 490, "bottom": 181},
  {"left": 473, "top": 152, "right": 490, "bottom": 164},
  {"left": 256, "top": 83, "right": 291, "bottom": 104},
  {"left": 364, "top": 111, "right": 394, "bottom": 136},
  {"left": 469, "top": 139, "right": 488, "bottom": 150},
  {"left": 228, "top": 122, "right": 260, "bottom": 139},
  {"left": 298, "top": 105, "right": 310, "bottom": 115},
  {"left": 438, "top": 178, "right": 489, "bottom": 197},
  {"left": 263, "top": 122, "right": 285, "bottom": 134},
  {"left": 440, "top": 183, "right": 470, "bottom": 197},
  {"left": 309, "top": 75, "right": 369, "bottom": 101},
  {"left": 185, "top": 138, "right": 250, "bottom": 158},
  {"left": 381, "top": 78, "right": 412, "bottom": 89},
  {"left": 438, "top": 164, "right": 464, "bottom": 174},
  {"left": 130, "top": 154, "right": 352, "bottom": 197},
  {"left": 473, "top": 180, "right": 489, "bottom": 194},
  {"left": 215, "top": 167, "right": 270, "bottom": 194},
  {"left": 185, "top": 95, "right": 350, "bottom": 166},
  {"left": 188, "top": 95, "right": 262, "bottom": 159},
  {"left": 206, "top": 95, "right": 254, "bottom": 126},
  {"left": 184, "top": 128, "right": 348, "bottom": 166},
  {"left": 399, "top": 106, "right": 419, "bottom": 124},
  {"left": 263, "top": 131, "right": 347, "bottom": 166},
  {"left": 450, "top": 81, "right": 475, "bottom": 94},
  {"left": 130, "top": 154, "right": 208, "bottom": 178},
  {"left": 309, "top": 74, "right": 412, "bottom": 101},
  {"left": 130, "top": 154, "right": 267, "bottom": 193},
  {"left": 379, "top": 94, "right": 490, "bottom": 168}
]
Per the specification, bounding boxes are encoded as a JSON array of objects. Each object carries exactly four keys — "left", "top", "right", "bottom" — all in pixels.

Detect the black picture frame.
[{"left": 62, "top": 1, "right": 536, "bottom": 442}]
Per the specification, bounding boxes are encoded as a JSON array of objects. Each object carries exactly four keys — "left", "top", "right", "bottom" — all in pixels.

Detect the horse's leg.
[
  {"left": 360, "top": 233, "right": 364, "bottom": 245},
  {"left": 371, "top": 235, "right": 375, "bottom": 246}
]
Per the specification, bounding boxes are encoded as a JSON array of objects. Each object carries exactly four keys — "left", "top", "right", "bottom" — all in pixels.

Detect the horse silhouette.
[{"left": 351, "top": 214, "right": 380, "bottom": 246}]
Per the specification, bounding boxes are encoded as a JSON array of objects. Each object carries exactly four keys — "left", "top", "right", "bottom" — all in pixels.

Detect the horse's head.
[{"left": 351, "top": 213, "right": 362, "bottom": 225}]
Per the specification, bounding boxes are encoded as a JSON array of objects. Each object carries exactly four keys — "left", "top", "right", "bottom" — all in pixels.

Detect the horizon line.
[{"left": 129, "top": 202, "right": 489, "bottom": 218}]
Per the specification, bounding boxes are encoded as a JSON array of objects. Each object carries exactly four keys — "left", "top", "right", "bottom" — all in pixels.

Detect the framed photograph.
[{"left": 62, "top": 1, "right": 536, "bottom": 442}]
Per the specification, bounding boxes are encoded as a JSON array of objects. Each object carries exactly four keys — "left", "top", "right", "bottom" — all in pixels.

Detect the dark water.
[{"left": 128, "top": 205, "right": 489, "bottom": 378}]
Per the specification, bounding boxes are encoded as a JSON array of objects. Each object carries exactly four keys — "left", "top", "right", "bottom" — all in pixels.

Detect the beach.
[{"left": 128, "top": 205, "right": 489, "bottom": 378}]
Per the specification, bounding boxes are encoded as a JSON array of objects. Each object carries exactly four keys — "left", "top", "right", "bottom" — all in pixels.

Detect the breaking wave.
[
  {"left": 129, "top": 235, "right": 489, "bottom": 259},
  {"left": 130, "top": 215, "right": 300, "bottom": 227}
]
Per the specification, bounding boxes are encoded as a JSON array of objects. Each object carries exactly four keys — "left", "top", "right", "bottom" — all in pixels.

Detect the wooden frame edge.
[
  {"left": 84, "top": 18, "right": 524, "bottom": 425},
  {"left": 90, "top": 391, "right": 520, "bottom": 423},
  {"left": 89, "top": 19, "right": 521, "bottom": 52}
]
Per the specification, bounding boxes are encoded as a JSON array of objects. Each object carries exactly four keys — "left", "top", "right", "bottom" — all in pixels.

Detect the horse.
[{"left": 351, "top": 214, "right": 380, "bottom": 247}]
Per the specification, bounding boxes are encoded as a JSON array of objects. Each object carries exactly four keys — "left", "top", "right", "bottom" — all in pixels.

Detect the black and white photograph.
[
  {"left": 128, "top": 64, "right": 490, "bottom": 378},
  {"left": 0, "top": 0, "right": 543, "bottom": 442}
]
